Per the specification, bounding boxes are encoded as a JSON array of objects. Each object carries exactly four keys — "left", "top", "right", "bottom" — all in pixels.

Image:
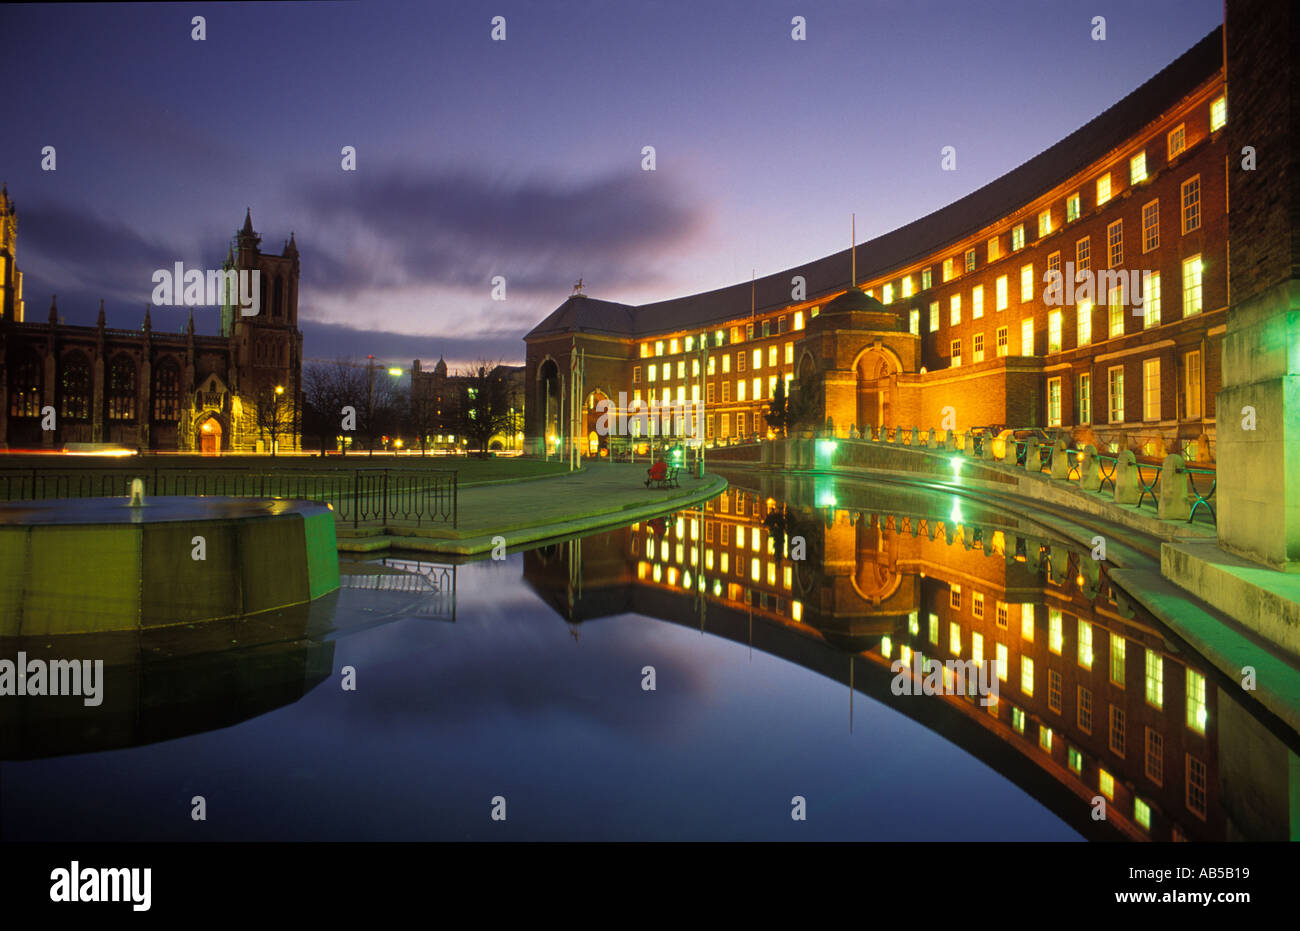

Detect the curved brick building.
[{"left": 526, "top": 27, "right": 1227, "bottom": 463}]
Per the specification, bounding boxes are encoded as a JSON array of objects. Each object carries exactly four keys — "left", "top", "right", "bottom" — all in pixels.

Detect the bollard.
[
  {"left": 1114, "top": 450, "right": 1140, "bottom": 504},
  {"left": 943, "top": 428, "right": 955, "bottom": 451},
  {"left": 1025, "top": 442, "right": 1043, "bottom": 473},
  {"left": 962, "top": 430, "right": 975, "bottom": 456},
  {"left": 981, "top": 432, "right": 995, "bottom": 461},
  {"left": 1078, "top": 444, "right": 1101, "bottom": 490},
  {"left": 927, "top": 428, "right": 937, "bottom": 448},
  {"left": 1157, "top": 453, "right": 1192, "bottom": 520},
  {"left": 911, "top": 425, "right": 920, "bottom": 446},
  {"left": 1050, "top": 439, "right": 1070, "bottom": 480}
]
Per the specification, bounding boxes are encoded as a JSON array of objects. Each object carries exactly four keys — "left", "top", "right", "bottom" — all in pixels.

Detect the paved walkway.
[{"left": 337, "top": 462, "right": 727, "bottom": 556}]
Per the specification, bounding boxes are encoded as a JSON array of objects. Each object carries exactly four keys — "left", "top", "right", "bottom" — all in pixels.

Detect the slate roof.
[{"left": 526, "top": 27, "right": 1222, "bottom": 343}]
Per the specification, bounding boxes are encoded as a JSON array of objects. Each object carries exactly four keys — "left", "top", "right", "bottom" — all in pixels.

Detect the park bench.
[{"left": 644, "top": 464, "right": 680, "bottom": 489}]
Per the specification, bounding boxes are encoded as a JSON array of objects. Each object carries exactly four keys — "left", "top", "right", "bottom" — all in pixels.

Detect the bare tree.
[
  {"left": 303, "top": 359, "right": 367, "bottom": 453},
  {"left": 254, "top": 383, "right": 295, "bottom": 456},
  {"left": 455, "top": 360, "right": 515, "bottom": 457}
]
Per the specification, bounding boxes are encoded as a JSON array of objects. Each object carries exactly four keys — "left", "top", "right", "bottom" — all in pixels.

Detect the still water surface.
[{"left": 2, "top": 471, "right": 1295, "bottom": 841}]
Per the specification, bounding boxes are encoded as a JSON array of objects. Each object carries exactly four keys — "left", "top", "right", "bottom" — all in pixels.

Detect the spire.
[
  {"left": 143, "top": 304, "right": 152, "bottom": 333},
  {"left": 241, "top": 208, "right": 254, "bottom": 235},
  {"left": 285, "top": 231, "right": 298, "bottom": 256},
  {"left": 48, "top": 294, "right": 57, "bottom": 325},
  {"left": 186, "top": 309, "right": 194, "bottom": 336},
  {"left": 96, "top": 299, "right": 105, "bottom": 328}
]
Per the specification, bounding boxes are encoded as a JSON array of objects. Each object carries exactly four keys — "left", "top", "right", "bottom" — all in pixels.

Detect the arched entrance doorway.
[
  {"left": 537, "top": 359, "right": 560, "bottom": 453},
  {"left": 855, "top": 348, "right": 899, "bottom": 433},
  {"left": 585, "top": 389, "right": 610, "bottom": 457},
  {"left": 197, "top": 414, "right": 222, "bottom": 456}
]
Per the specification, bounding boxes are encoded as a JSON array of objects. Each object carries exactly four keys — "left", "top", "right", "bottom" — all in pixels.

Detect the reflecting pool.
[{"left": 2, "top": 470, "right": 1296, "bottom": 841}]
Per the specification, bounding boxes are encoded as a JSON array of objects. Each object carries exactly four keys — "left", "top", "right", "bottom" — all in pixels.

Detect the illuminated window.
[
  {"left": 1108, "top": 285, "right": 1124, "bottom": 338},
  {"left": 1019, "top": 264, "right": 1033, "bottom": 302},
  {"left": 995, "top": 274, "right": 1008, "bottom": 311},
  {"left": 1210, "top": 95, "right": 1226, "bottom": 132},
  {"left": 949, "top": 622, "right": 961, "bottom": 656},
  {"left": 746, "top": 323, "right": 754, "bottom": 340},
  {"left": 1078, "top": 372, "right": 1092, "bottom": 424},
  {"left": 784, "top": 342, "right": 793, "bottom": 365},
  {"left": 964, "top": 249, "right": 976, "bottom": 273},
  {"left": 1096, "top": 173, "right": 1111, "bottom": 206},
  {"left": 996, "top": 600, "right": 1008, "bottom": 629},
  {"left": 1167, "top": 123, "right": 1186, "bottom": 159},
  {"left": 996, "top": 326, "right": 1008, "bottom": 357},
  {"left": 1108, "top": 365, "right": 1125, "bottom": 424},
  {"left": 1021, "top": 318, "right": 1034, "bottom": 356},
  {"left": 1078, "top": 619, "right": 1093, "bottom": 669},
  {"left": 1142, "top": 200, "right": 1159, "bottom": 252},
  {"left": 640, "top": 343, "right": 651, "bottom": 358},
  {"left": 1078, "top": 685, "right": 1093, "bottom": 733},
  {"left": 1012, "top": 706, "right": 1025, "bottom": 733},
  {"left": 1143, "top": 359, "right": 1161, "bottom": 422},
  {"left": 1066, "top": 192, "right": 1081, "bottom": 223},
  {"left": 943, "top": 257, "right": 955, "bottom": 281},
  {"left": 752, "top": 377, "right": 761, "bottom": 400},
  {"left": 921, "top": 268, "right": 932, "bottom": 290},
  {"left": 633, "top": 366, "right": 641, "bottom": 384},
  {"left": 1020, "top": 606, "right": 1033, "bottom": 641},
  {"left": 972, "top": 284, "right": 984, "bottom": 319},
  {"left": 1181, "top": 176, "right": 1200, "bottom": 233},
  {"left": 1107, "top": 219, "right": 1123, "bottom": 267},
  {"left": 153, "top": 358, "right": 180, "bottom": 421},
  {"left": 59, "top": 354, "right": 91, "bottom": 421},
  {"left": 996, "top": 643, "right": 1009, "bottom": 682},
  {"left": 1182, "top": 255, "right": 1202, "bottom": 316},
  {"left": 1021, "top": 656, "right": 1034, "bottom": 696},
  {"left": 1099, "top": 769, "right": 1114, "bottom": 800},
  {"left": 1186, "top": 669, "right": 1207, "bottom": 734},
  {"left": 768, "top": 345, "right": 776, "bottom": 367},
  {"left": 661, "top": 363, "right": 670, "bottom": 380},
  {"left": 1048, "top": 610, "right": 1063, "bottom": 653},
  {"left": 677, "top": 361, "right": 685, "bottom": 379},
  {"left": 721, "top": 381, "right": 730, "bottom": 402},
  {"left": 973, "top": 332, "right": 985, "bottom": 363},
  {"left": 1144, "top": 272, "right": 1161, "bottom": 329},
  {"left": 1110, "top": 705, "right": 1126, "bottom": 757},
  {"left": 108, "top": 355, "right": 137, "bottom": 421},
  {"left": 1047, "top": 377, "right": 1061, "bottom": 426},
  {"left": 737, "top": 380, "right": 745, "bottom": 402},
  {"left": 708, "top": 356, "right": 716, "bottom": 375},
  {"left": 928, "top": 300, "right": 939, "bottom": 333},
  {"left": 751, "top": 349, "right": 761, "bottom": 370},
  {"left": 987, "top": 236, "right": 1000, "bottom": 261},
  {"left": 737, "top": 352, "right": 746, "bottom": 374},
  {"left": 1146, "top": 728, "right": 1164, "bottom": 786},
  {"left": 1186, "top": 755, "right": 1207, "bottom": 818},
  {"left": 1068, "top": 746, "right": 1083, "bottom": 774},
  {"left": 1134, "top": 798, "right": 1151, "bottom": 831},
  {"left": 1048, "top": 311, "right": 1062, "bottom": 354},
  {"left": 1130, "top": 151, "right": 1147, "bottom": 184},
  {"left": 1141, "top": 648, "right": 1164, "bottom": 709},
  {"left": 722, "top": 354, "right": 731, "bottom": 374},
  {"left": 670, "top": 338, "right": 679, "bottom": 354},
  {"left": 1048, "top": 250, "right": 1060, "bottom": 280},
  {"left": 1036, "top": 208, "right": 1051, "bottom": 238},
  {"left": 1077, "top": 299, "right": 1093, "bottom": 347},
  {"left": 950, "top": 339, "right": 961, "bottom": 367},
  {"left": 909, "top": 309, "right": 920, "bottom": 335},
  {"left": 949, "top": 294, "right": 961, "bottom": 326},
  {"left": 1075, "top": 236, "right": 1090, "bottom": 272},
  {"left": 1039, "top": 725, "right": 1053, "bottom": 751},
  {"left": 901, "top": 276, "right": 913, "bottom": 298},
  {"left": 685, "top": 336, "right": 694, "bottom": 352},
  {"left": 736, "top": 412, "right": 745, "bottom": 435},
  {"left": 655, "top": 341, "right": 664, "bottom": 356},
  {"left": 793, "top": 311, "right": 804, "bottom": 331},
  {"left": 882, "top": 283, "right": 893, "bottom": 304}
]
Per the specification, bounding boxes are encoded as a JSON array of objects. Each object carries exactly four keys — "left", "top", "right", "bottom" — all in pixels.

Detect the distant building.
[
  {"left": 410, "top": 357, "right": 524, "bottom": 449},
  {"left": 0, "top": 198, "right": 302, "bottom": 453}
]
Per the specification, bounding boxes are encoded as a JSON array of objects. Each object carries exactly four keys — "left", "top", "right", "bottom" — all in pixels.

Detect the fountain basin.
[{"left": 0, "top": 496, "right": 339, "bottom": 635}]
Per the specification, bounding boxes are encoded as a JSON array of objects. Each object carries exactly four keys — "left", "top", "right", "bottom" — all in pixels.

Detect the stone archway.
[
  {"left": 537, "top": 358, "right": 560, "bottom": 451},
  {"left": 585, "top": 388, "right": 610, "bottom": 456},
  {"left": 197, "top": 413, "right": 223, "bottom": 456},
  {"left": 854, "top": 346, "right": 901, "bottom": 433}
]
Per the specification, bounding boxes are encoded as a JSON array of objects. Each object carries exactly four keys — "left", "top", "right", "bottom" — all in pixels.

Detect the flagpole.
[{"left": 851, "top": 212, "right": 856, "bottom": 287}]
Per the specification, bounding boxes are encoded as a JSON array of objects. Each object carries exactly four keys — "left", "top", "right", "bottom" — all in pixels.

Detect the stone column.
[{"left": 1218, "top": 0, "right": 1300, "bottom": 567}]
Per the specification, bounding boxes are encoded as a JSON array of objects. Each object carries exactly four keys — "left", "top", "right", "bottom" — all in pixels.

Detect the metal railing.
[{"left": 0, "top": 466, "right": 458, "bottom": 529}]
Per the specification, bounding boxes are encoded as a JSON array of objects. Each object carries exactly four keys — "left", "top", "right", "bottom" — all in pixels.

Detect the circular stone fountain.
[{"left": 0, "top": 495, "right": 339, "bottom": 636}]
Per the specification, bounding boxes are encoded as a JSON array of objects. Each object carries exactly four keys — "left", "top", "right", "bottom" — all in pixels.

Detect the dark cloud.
[
  {"left": 301, "top": 320, "right": 526, "bottom": 368},
  {"left": 296, "top": 162, "right": 710, "bottom": 297}
]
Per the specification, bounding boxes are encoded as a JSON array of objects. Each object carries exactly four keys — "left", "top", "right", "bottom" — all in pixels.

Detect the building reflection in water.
[{"left": 523, "top": 472, "right": 1300, "bottom": 842}]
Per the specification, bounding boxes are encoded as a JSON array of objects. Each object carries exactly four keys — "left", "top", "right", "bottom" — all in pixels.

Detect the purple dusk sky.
[{"left": 1, "top": 0, "right": 1222, "bottom": 370}]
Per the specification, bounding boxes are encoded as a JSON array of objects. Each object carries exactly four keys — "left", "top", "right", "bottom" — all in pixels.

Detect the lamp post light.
[{"left": 271, "top": 384, "right": 285, "bottom": 457}]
